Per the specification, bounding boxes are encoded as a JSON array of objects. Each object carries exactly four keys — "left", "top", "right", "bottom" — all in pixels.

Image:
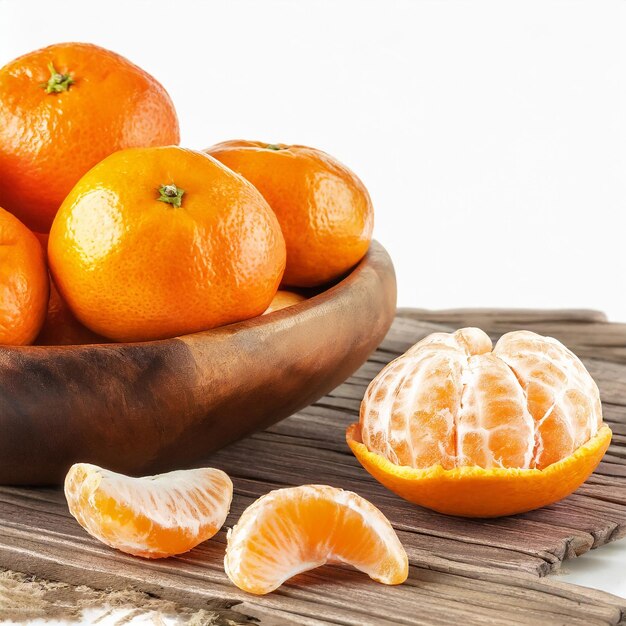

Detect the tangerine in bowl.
[{"left": 347, "top": 327, "right": 612, "bottom": 517}]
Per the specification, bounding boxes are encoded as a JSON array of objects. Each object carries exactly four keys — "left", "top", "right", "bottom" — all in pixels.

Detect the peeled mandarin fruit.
[
  {"left": 0, "top": 207, "right": 49, "bottom": 345},
  {"left": 262, "top": 289, "right": 306, "bottom": 314},
  {"left": 206, "top": 141, "right": 374, "bottom": 288},
  {"left": 224, "top": 484, "right": 408, "bottom": 595},
  {"left": 347, "top": 328, "right": 612, "bottom": 517},
  {"left": 65, "top": 463, "right": 233, "bottom": 558},
  {"left": 48, "top": 146, "right": 286, "bottom": 342}
]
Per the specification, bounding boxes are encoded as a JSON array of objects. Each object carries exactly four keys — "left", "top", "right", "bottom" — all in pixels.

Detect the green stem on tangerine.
[
  {"left": 41, "top": 61, "right": 74, "bottom": 93},
  {"left": 265, "top": 144, "right": 283, "bottom": 151},
  {"left": 157, "top": 184, "right": 185, "bottom": 208}
]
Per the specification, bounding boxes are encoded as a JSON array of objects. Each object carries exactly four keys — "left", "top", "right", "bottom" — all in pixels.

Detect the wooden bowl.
[{"left": 0, "top": 241, "right": 396, "bottom": 485}]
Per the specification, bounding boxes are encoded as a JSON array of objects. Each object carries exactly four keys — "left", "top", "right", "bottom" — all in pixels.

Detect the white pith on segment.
[
  {"left": 64, "top": 464, "right": 233, "bottom": 557},
  {"left": 224, "top": 484, "right": 408, "bottom": 595},
  {"left": 360, "top": 328, "right": 602, "bottom": 470}
]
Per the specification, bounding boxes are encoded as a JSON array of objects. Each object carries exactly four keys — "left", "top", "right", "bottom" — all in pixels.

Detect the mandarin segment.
[
  {"left": 224, "top": 484, "right": 408, "bottom": 595},
  {"left": 493, "top": 331, "right": 602, "bottom": 469},
  {"left": 457, "top": 353, "right": 534, "bottom": 469},
  {"left": 64, "top": 463, "right": 233, "bottom": 558}
]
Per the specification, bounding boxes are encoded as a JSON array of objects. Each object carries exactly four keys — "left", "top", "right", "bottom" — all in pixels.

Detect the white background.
[
  {"left": 1, "top": 0, "right": 624, "bottom": 320},
  {"left": 0, "top": 0, "right": 624, "bottom": 609}
]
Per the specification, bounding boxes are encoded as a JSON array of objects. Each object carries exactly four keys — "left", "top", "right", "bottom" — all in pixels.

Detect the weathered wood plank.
[
  {"left": 398, "top": 308, "right": 610, "bottom": 324},
  {"left": 1, "top": 310, "right": 625, "bottom": 624}
]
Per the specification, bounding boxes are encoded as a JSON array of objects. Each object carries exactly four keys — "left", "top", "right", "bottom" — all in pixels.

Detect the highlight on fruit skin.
[
  {"left": 347, "top": 327, "right": 612, "bottom": 518},
  {"left": 224, "top": 484, "right": 408, "bottom": 595},
  {"left": 64, "top": 463, "right": 233, "bottom": 558}
]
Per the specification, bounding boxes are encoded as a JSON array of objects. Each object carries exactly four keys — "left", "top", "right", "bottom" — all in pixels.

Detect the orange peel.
[{"left": 346, "top": 423, "right": 612, "bottom": 518}]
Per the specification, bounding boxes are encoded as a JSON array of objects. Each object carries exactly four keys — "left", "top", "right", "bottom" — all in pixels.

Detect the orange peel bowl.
[
  {"left": 346, "top": 327, "right": 612, "bottom": 518},
  {"left": 347, "top": 423, "right": 611, "bottom": 518}
]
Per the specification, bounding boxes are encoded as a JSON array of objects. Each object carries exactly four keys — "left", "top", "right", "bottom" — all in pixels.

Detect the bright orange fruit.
[
  {"left": 347, "top": 328, "right": 611, "bottom": 517},
  {"left": 206, "top": 141, "right": 374, "bottom": 288},
  {"left": 65, "top": 463, "right": 233, "bottom": 558},
  {"left": 224, "top": 484, "right": 408, "bottom": 595},
  {"left": 48, "top": 147, "right": 286, "bottom": 342},
  {"left": 0, "top": 42, "right": 179, "bottom": 232},
  {"left": 262, "top": 289, "right": 306, "bottom": 315},
  {"left": 0, "top": 207, "right": 49, "bottom": 345}
]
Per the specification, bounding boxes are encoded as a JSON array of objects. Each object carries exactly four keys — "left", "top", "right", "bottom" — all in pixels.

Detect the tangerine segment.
[
  {"left": 347, "top": 423, "right": 612, "bottom": 518},
  {"left": 361, "top": 328, "right": 494, "bottom": 469},
  {"left": 224, "top": 485, "right": 408, "bottom": 595},
  {"left": 457, "top": 353, "right": 534, "bottom": 469},
  {"left": 494, "top": 331, "right": 603, "bottom": 469},
  {"left": 65, "top": 464, "right": 233, "bottom": 558}
]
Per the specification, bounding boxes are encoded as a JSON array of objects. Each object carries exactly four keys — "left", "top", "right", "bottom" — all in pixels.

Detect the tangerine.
[
  {"left": 206, "top": 141, "right": 373, "bottom": 287},
  {"left": 48, "top": 147, "right": 286, "bottom": 342},
  {"left": 0, "top": 42, "right": 179, "bottom": 232},
  {"left": 0, "top": 207, "right": 48, "bottom": 345}
]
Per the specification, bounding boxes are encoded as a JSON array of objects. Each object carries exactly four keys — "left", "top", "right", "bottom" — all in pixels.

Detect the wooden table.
[{"left": 1, "top": 309, "right": 625, "bottom": 625}]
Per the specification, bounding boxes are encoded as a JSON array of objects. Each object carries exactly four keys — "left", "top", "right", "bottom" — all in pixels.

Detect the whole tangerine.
[
  {"left": 48, "top": 147, "right": 286, "bottom": 342},
  {"left": 0, "top": 42, "right": 180, "bottom": 232},
  {"left": 205, "top": 141, "right": 374, "bottom": 288},
  {"left": 0, "top": 207, "right": 49, "bottom": 345}
]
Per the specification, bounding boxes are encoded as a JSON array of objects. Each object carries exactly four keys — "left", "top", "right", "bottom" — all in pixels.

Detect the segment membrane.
[{"left": 360, "top": 328, "right": 602, "bottom": 470}]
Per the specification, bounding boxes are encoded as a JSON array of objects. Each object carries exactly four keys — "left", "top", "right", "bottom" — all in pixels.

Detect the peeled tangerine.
[
  {"left": 346, "top": 328, "right": 612, "bottom": 517},
  {"left": 224, "top": 485, "right": 408, "bottom": 594},
  {"left": 65, "top": 464, "right": 233, "bottom": 558}
]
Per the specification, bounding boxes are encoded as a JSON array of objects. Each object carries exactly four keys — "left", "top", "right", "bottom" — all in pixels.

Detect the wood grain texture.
[
  {"left": 0, "top": 309, "right": 625, "bottom": 625},
  {"left": 0, "top": 241, "right": 396, "bottom": 485}
]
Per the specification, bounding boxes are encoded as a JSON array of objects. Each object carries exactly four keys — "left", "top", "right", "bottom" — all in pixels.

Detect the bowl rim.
[{"left": 2, "top": 240, "right": 393, "bottom": 353}]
